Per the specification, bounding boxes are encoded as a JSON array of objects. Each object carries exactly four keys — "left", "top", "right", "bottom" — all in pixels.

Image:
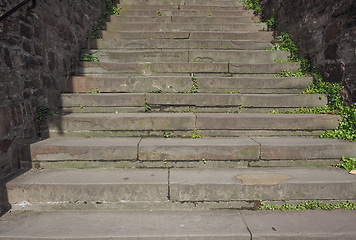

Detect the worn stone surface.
[
  {"left": 241, "top": 210, "right": 356, "bottom": 240},
  {"left": 170, "top": 168, "right": 356, "bottom": 201},
  {"left": 0, "top": 0, "right": 106, "bottom": 178},
  {"left": 7, "top": 169, "right": 168, "bottom": 203},
  {"left": 0, "top": 210, "right": 250, "bottom": 240},
  {"left": 139, "top": 138, "right": 259, "bottom": 161},
  {"left": 261, "top": 0, "right": 356, "bottom": 105}
]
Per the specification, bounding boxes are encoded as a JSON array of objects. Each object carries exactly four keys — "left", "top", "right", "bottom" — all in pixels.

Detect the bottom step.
[
  {"left": 0, "top": 210, "right": 355, "bottom": 239},
  {"left": 6, "top": 168, "right": 356, "bottom": 210}
]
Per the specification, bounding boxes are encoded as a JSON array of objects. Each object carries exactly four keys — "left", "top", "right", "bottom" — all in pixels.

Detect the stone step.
[
  {"left": 120, "top": 0, "right": 244, "bottom": 7},
  {"left": 66, "top": 76, "right": 312, "bottom": 94},
  {"left": 87, "top": 49, "right": 289, "bottom": 64},
  {"left": 117, "top": 4, "right": 245, "bottom": 11},
  {"left": 48, "top": 113, "right": 340, "bottom": 137},
  {"left": 118, "top": 9, "right": 253, "bottom": 17},
  {"left": 87, "top": 39, "right": 273, "bottom": 50},
  {"left": 170, "top": 168, "right": 356, "bottom": 202},
  {"left": 60, "top": 93, "right": 327, "bottom": 113},
  {"left": 2, "top": 210, "right": 356, "bottom": 239},
  {"left": 6, "top": 168, "right": 356, "bottom": 208},
  {"left": 29, "top": 137, "right": 356, "bottom": 169},
  {"left": 196, "top": 113, "right": 340, "bottom": 137},
  {"left": 1, "top": 210, "right": 356, "bottom": 239},
  {"left": 111, "top": 15, "right": 257, "bottom": 24},
  {"left": 77, "top": 62, "right": 300, "bottom": 76},
  {"left": 0, "top": 210, "right": 252, "bottom": 239},
  {"left": 100, "top": 30, "right": 274, "bottom": 40},
  {"left": 105, "top": 22, "right": 266, "bottom": 32}
]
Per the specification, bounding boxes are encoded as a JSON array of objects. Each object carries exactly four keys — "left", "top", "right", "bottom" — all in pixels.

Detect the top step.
[{"left": 119, "top": 0, "right": 243, "bottom": 7}]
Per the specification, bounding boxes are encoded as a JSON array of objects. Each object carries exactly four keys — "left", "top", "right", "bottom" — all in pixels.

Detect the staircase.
[{"left": 1, "top": 0, "right": 356, "bottom": 239}]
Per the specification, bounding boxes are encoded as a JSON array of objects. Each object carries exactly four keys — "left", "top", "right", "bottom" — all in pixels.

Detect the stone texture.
[
  {"left": 0, "top": 210, "right": 250, "bottom": 240},
  {"left": 261, "top": 0, "right": 356, "bottom": 105},
  {"left": 7, "top": 169, "right": 169, "bottom": 203},
  {"left": 170, "top": 168, "right": 356, "bottom": 201},
  {"left": 0, "top": 0, "right": 106, "bottom": 178}
]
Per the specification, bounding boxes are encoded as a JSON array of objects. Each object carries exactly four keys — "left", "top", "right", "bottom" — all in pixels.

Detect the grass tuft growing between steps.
[
  {"left": 336, "top": 157, "right": 356, "bottom": 172},
  {"left": 259, "top": 200, "right": 356, "bottom": 211}
]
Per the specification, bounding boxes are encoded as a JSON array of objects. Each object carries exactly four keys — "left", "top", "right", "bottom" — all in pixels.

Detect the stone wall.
[
  {"left": 0, "top": 0, "right": 107, "bottom": 180},
  {"left": 261, "top": 0, "right": 356, "bottom": 105}
]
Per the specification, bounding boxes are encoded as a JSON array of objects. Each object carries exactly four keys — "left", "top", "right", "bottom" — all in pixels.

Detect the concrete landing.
[{"left": 0, "top": 210, "right": 355, "bottom": 239}]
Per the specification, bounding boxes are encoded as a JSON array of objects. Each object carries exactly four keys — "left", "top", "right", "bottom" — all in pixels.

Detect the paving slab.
[
  {"left": 7, "top": 169, "right": 168, "bottom": 203},
  {"left": 139, "top": 137, "right": 259, "bottom": 160},
  {"left": 61, "top": 93, "right": 146, "bottom": 107},
  {"left": 106, "top": 22, "right": 264, "bottom": 32},
  {"left": 87, "top": 39, "right": 273, "bottom": 50},
  {"left": 118, "top": 10, "right": 253, "bottom": 18},
  {"left": 146, "top": 93, "right": 327, "bottom": 108},
  {"left": 254, "top": 137, "right": 356, "bottom": 160},
  {"left": 101, "top": 30, "right": 273, "bottom": 41},
  {"left": 49, "top": 113, "right": 196, "bottom": 132},
  {"left": 120, "top": 0, "right": 243, "bottom": 6},
  {"left": 66, "top": 76, "right": 312, "bottom": 94},
  {"left": 78, "top": 62, "right": 229, "bottom": 75},
  {"left": 88, "top": 49, "right": 287, "bottom": 63},
  {"left": 169, "top": 168, "right": 356, "bottom": 201},
  {"left": 0, "top": 210, "right": 250, "bottom": 239},
  {"left": 241, "top": 210, "right": 356, "bottom": 240},
  {"left": 30, "top": 137, "right": 140, "bottom": 161},
  {"left": 196, "top": 113, "right": 341, "bottom": 130},
  {"left": 66, "top": 76, "right": 193, "bottom": 93}
]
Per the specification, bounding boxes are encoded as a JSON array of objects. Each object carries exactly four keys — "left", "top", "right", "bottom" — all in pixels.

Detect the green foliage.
[
  {"left": 304, "top": 75, "right": 356, "bottom": 141},
  {"left": 272, "top": 31, "right": 356, "bottom": 141},
  {"left": 240, "top": 0, "right": 261, "bottom": 15},
  {"left": 144, "top": 97, "right": 151, "bottom": 112},
  {"left": 81, "top": 53, "right": 99, "bottom": 62},
  {"left": 275, "top": 70, "right": 307, "bottom": 78},
  {"left": 186, "top": 76, "right": 199, "bottom": 93},
  {"left": 263, "top": 17, "right": 276, "bottom": 31},
  {"left": 35, "top": 105, "right": 50, "bottom": 125},
  {"left": 90, "top": 0, "right": 121, "bottom": 39},
  {"left": 164, "top": 132, "right": 173, "bottom": 138},
  {"left": 272, "top": 32, "right": 299, "bottom": 62},
  {"left": 228, "top": 90, "right": 240, "bottom": 94},
  {"left": 337, "top": 157, "right": 356, "bottom": 172},
  {"left": 150, "top": 89, "right": 163, "bottom": 93},
  {"left": 157, "top": 11, "right": 162, "bottom": 16},
  {"left": 87, "top": 89, "right": 100, "bottom": 94},
  {"left": 191, "top": 127, "right": 202, "bottom": 139},
  {"left": 260, "top": 200, "right": 356, "bottom": 211}
]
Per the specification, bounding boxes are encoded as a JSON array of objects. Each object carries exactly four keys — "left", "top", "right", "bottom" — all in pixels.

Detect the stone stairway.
[{"left": 1, "top": 0, "right": 356, "bottom": 239}]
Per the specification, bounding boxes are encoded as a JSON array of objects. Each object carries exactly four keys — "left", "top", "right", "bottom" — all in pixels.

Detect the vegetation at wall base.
[
  {"left": 240, "top": 0, "right": 261, "bottom": 15},
  {"left": 90, "top": 0, "right": 121, "bottom": 39},
  {"left": 271, "top": 33, "right": 356, "bottom": 141},
  {"left": 259, "top": 200, "right": 356, "bottom": 211},
  {"left": 337, "top": 157, "right": 356, "bottom": 172}
]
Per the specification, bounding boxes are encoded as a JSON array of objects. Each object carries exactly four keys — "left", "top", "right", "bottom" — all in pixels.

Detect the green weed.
[
  {"left": 81, "top": 53, "right": 99, "bottom": 62},
  {"left": 87, "top": 89, "right": 100, "bottom": 94},
  {"left": 150, "top": 89, "right": 163, "bottom": 93},
  {"left": 186, "top": 76, "right": 199, "bottom": 93},
  {"left": 144, "top": 97, "right": 151, "bottom": 112},
  {"left": 90, "top": 0, "right": 121, "bottom": 39},
  {"left": 336, "top": 157, "right": 356, "bottom": 172},
  {"left": 191, "top": 127, "right": 202, "bottom": 139},
  {"left": 259, "top": 200, "right": 356, "bottom": 211},
  {"left": 240, "top": 0, "right": 261, "bottom": 15}
]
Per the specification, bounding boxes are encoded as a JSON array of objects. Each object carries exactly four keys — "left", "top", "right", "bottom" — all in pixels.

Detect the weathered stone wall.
[
  {"left": 261, "top": 0, "right": 356, "bottom": 105},
  {"left": 0, "top": 0, "right": 106, "bottom": 179}
]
